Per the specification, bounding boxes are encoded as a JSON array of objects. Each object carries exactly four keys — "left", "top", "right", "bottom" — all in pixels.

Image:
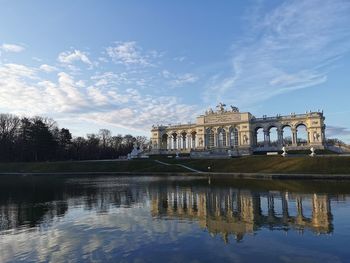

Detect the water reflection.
[
  {"left": 0, "top": 175, "right": 349, "bottom": 262},
  {"left": 151, "top": 188, "right": 333, "bottom": 242}
]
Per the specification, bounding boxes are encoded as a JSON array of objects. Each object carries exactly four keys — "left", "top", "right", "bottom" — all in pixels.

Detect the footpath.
[{"left": 154, "top": 160, "right": 203, "bottom": 173}]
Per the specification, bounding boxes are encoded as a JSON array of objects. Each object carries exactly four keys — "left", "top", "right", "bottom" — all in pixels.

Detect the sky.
[{"left": 0, "top": 0, "right": 350, "bottom": 142}]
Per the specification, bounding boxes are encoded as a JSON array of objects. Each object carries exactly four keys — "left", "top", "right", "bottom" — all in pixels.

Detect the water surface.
[{"left": 1, "top": 175, "right": 350, "bottom": 262}]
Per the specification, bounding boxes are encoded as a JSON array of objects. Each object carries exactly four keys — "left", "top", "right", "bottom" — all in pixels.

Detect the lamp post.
[{"left": 207, "top": 166, "right": 211, "bottom": 185}]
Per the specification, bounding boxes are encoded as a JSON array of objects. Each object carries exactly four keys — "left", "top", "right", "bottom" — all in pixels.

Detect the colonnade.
[
  {"left": 204, "top": 128, "right": 239, "bottom": 149},
  {"left": 162, "top": 132, "right": 197, "bottom": 150},
  {"left": 151, "top": 188, "right": 333, "bottom": 237},
  {"left": 254, "top": 125, "right": 310, "bottom": 147}
]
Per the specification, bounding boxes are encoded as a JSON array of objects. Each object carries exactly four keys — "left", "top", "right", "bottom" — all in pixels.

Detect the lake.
[{"left": 1, "top": 175, "right": 350, "bottom": 262}]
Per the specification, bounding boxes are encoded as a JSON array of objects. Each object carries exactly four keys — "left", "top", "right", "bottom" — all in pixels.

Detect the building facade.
[{"left": 150, "top": 103, "right": 326, "bottom": 155}]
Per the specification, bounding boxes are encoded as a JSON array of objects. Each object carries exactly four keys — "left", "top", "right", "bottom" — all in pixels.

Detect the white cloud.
[
  {"left": 58, "top": 49, "right": 92, "bottom": 66},
  {"left": 174, "top": 56, "right": 186, "bottom": 62},
  {"left": 106, "top": 41, "right": 158, "bottom": 66},
  {"left": 87, "top": 86, "right": 109, "bottom": 106},
  {"left": 0, "top": 61, "right": 197, "bottom": 133},
  {"left": 91, "top": 71, "right": 129, "bottom": 87},
  {"left": 80, "top": 95, "right": 196, "bottom": 131},
  {"left": 204, "top": 0, "right": 350, "bottom": 106},
  {"left": 57, "top": 72, "right": 87, "bottom": 107},
  {"left": 162, "top": 70, "right": 198, "bottom": 87},
  {"left": 39, "top": 64, "right": 57, "bottom": 72},
  {"left": 171, "top": 73, "right": 198, "bottom": 87},
  {"left": 0, "top": 43, "right": 25, "bottom": 53}
]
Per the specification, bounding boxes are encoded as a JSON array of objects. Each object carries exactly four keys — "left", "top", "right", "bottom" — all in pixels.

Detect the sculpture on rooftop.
[
  {"left": 230, "top": 105, "right": 239, "bottom": 112},
  {"left": 216, "top": 102, "right": 226, "bottom": 113}
]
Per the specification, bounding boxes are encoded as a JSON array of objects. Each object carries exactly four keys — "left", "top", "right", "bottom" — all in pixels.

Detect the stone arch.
[
  {"left": 296, "top": 123, "right": 308, "bottom": 145},
  {"left": 161, "top": 133, "right": 168, "bottom": 150},
  {"left": 268, "top": 126, "right": 278, "bottom": 146},
  {"left": 255, "top": 127, "right": 264, "bottom": 147},
  {"left": 282, "top": 125, "right": 293, "bottom": 146},
  {"left": 190, "top": 130, "right": 197, "bottom": 148},
  {"left": 229, "top": 127, "right": 239, "bottom": 147},
  {"left": 171, "top": 131, "right": 178, "bottom": 149},
  {"left": 217, "top": 127, "right": 226, "bottom": 148},
  {"left": 205, "top": 128, "right": 215, "bottom": 148}
]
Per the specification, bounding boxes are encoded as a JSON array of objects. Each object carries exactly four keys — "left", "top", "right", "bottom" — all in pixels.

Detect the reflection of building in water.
[{"left": 151, "top": 188, "right": 333, "bottom": 242}]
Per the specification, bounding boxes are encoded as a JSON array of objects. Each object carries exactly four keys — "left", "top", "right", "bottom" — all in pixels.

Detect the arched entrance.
[
  {"left": 191, "top": 131, "right": 196, "bottom": 148},
  {"left": 296, "top": 124, "right": 308, "bottom": 145},
  {"left": 171, "top": 132, "right": 177, "bottom": 149},
  {"left": 161, "top": 134, "right": 168, "bottom": 150},
  {"left": 268, "top": 127, "right": 278, "bottom": 146},
  {"left": 205, "top": 128, "right": 214, "bottom": 148},
  {"left": 217, "top": 128, "right": 226, "bottom": 148},
  {"left": 282, "top": 126, "right": 292, "bottom": 146},
  {"left": 229, "top": 127, "right": 239, "bottom": 147},
  {"left": 255, "top": 127, "right": 264, "bottom": 147}
]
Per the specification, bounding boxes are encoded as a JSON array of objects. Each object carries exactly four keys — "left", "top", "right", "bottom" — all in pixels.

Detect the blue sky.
[{"left": 0, "top": 0, "right": 350, "bottom": 142}]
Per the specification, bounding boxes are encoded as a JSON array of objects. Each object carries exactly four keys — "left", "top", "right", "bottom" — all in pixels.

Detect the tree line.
[{"left": 0, "top": 113, "right": 148, "bottom": 162}]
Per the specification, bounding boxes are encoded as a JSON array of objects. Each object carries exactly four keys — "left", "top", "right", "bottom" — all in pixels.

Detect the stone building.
[{"left": 150, "top": 103, "right": 326, "bottom": 156}]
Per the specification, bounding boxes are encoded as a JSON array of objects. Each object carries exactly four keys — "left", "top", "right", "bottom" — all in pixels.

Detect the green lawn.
[
  {"left": 0, "top": 159, "right": 188, "bottom": 173},
  {"left": 0, "top": 156, "right": 349, "bottom": 174},
  {"left": 171, "top": 156, "right": 350, "bottom": 174}
]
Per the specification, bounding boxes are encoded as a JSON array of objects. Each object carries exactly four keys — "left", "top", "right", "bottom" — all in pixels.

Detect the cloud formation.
[
  {"left": 106, "top": 41, "right": 160, "bottom": 66},
  {"left": 0, "top": 43, "right": 25, "bottom": 53},
  {"left": 205, "top": 0, "right": 350, "bottom": 106},
  {"left": 39, "top": 64, "right": 57, "bottom": 72},
  {"left": 58, "top": 49, "right": 92, "bottom": 67},
  {"left": 0, "top": 51, "right": 196, "bottom": 132}
]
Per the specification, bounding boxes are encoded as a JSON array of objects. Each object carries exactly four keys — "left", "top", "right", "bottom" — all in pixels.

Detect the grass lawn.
[
  {"left": 0, "top": 156, "right": 349, "bottom": 174},
  {"left": 0, "top": 159, "right": 188, "bottom": 173},
  {"left": 172, "top": 156, "right": 350, "bottom": 174}
]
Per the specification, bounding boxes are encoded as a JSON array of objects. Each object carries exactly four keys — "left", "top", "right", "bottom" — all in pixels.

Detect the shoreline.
[{"left": 1, "top": 171, "right": 350, "bottom": 180}]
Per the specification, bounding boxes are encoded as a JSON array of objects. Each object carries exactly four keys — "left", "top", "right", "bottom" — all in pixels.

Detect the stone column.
[
  {"left": 264, "top": 130, "right": 269, "bottom": 147},
  {"left": 226, "top": 131, "right": 230, "bottom": 147},
  {"left": 292, "top": 128, "right": 297, "bottom": 146},
  {"left": 277, "top": 129, "right": 283, "bottom": 145},
  {"left": 214, "top": 132, "right": 217, "bottom": 147}
]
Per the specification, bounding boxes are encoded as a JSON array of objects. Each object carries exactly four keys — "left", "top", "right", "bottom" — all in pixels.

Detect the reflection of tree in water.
[{"left": 0, "top": 176, "right": 342, "bottom": 242}]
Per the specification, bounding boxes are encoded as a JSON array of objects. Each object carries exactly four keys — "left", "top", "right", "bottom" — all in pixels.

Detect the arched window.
[
  {"left": 217, "top": 128, "right": 226, "bottom": 148},
  {"left": 172, "top": 133, "right": 177, "bottom": 149},
  {"left": 255, "top": 128, "right": 264, "bottom": 147},
  {"left": 191, "top": 132, "right": 196, "bottom": 148},
  {"left": 161, "top": 134, "right": 168, "bottom": 149},
  {"left": 205, "top": 128, "right": 214, "bottom": 148},
  {"left": 269, "top": 127, "right": 278, "bottom": 146},
  {"left": 230, "top": 128, "right": 239, "bottom": 147},
  {"left": 282, "top": 126, "right": 292, "bottom": 146},
  {"left": 296, "top": 124, "right": 308, "bottom": 145}
]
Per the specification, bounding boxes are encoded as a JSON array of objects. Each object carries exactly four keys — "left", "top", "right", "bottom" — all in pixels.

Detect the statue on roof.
[
  {"left": 216, "top": 102, "right": 226, "bottom": 113},
  {"left": 230, "top": 105, "right": 239, "bottom": 112}
]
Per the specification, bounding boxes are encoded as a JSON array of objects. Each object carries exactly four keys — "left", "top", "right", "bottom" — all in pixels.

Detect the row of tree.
[{"left": 0, "top": 113, "right": 148, "bottom": 162}]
